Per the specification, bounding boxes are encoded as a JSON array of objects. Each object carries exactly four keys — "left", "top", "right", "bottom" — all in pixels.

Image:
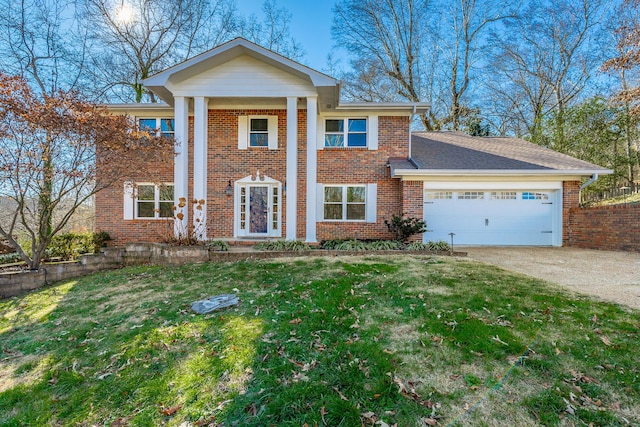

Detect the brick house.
[{"left": 97, "top": 38, "right": 610, "bottom": 246}]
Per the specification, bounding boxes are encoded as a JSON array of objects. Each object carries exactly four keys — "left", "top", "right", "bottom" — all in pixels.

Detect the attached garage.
[
  {"left": 423, "top": 186, "right": 561, "bottom": 246},
  {"left": 390, "top": 132, "right": 612, "bottom": 247}
]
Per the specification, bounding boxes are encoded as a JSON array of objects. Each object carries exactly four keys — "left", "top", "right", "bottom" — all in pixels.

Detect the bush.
[
  {"left": 367, "top": 240, "right": 400, "bottom": 250},
  {"left": 207, "top": 240, "right": 230, "bottom": 251},
  {"left": 45, "top": 232, "right": 111, "bottom": 261},
  {"left": 404, "top": 241, "right": 451, "bottom": 251},
  {"left": 254, "top": 240, "right": 312, "bottom": 251},
  {"left": 333, "top": 239, "right": 369, "bottom": 251},
  {"left": 0, "top": 252, "right": 23, "bottom": 265},
  {"left": 384, "top": 214, "right": 427, "bottom": 242}
]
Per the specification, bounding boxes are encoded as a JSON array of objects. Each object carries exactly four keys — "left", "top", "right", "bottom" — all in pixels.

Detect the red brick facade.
[
  {"left": 95, "top": 112, "right": 411, "bottom": 245},
  {"left": 568, "top": 204, "right": 640, "bottom": 252},
  {"left": 562, "top": 180, "right": 581, "bottom": 244}
]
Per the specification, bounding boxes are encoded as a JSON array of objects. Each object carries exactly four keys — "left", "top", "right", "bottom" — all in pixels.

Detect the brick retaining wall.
[{"left": 568, "top": 204, "right": 640, "bottom": 252}]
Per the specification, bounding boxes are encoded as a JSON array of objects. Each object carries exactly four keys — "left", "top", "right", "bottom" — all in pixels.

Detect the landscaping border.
[{"left": 1, "top": 242, "right": 464, "bottom": 299}]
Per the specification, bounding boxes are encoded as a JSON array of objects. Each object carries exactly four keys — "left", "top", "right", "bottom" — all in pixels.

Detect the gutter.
[{"left": 391, "top": 169, "right": 612, "bottom": 178}]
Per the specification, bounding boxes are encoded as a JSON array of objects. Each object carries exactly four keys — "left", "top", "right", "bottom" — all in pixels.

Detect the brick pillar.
[
  {"left": 402, "top": 180, "right": 424, "bottom": 242},
  {"left": 562, "top": 180, "right": 580, "bottom": 245}
]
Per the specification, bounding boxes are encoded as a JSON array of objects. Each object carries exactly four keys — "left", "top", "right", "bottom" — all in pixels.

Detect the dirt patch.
[{"left": 462, "top": 247, "right": 640, "bottom": 310}]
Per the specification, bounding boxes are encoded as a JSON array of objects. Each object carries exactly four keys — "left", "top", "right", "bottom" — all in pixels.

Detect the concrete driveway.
[{"left": 461, "top": 247, "right": 640, "bottom": 310}]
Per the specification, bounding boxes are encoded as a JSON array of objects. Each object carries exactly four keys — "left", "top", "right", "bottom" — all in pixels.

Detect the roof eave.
[
  {"left": 391, "top": 169, "right": 613, "bottom": 179},
  {"left": 335, "top": 102, "right": 430, "bottom": 113}
]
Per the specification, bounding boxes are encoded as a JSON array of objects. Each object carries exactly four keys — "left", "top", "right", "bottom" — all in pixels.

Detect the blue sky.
[{"left": 234, "top": 0, "right": 340, "bottom": 71}]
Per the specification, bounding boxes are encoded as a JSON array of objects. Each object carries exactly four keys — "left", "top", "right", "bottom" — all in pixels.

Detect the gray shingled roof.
[{"left": 408, "top": 132, "right": 610, "bottom": 172}]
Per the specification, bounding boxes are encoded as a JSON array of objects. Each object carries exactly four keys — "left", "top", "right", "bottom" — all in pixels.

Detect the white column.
[
  {"left": 193, "top": 96, "right": 209, "bottom": 240},
  {"left": 305, "top": 96, "right": 318, "bottom": 243},
  {"left": 286, "top": 96, "right": 298, "bottom": 240},
  {"left": 174, "top": 96, "right": 189, "bottom": 238}
]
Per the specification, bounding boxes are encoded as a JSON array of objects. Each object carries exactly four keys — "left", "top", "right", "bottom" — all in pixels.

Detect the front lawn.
[{"left": 1, "top": 256, "right": 638, "bottom": 426}]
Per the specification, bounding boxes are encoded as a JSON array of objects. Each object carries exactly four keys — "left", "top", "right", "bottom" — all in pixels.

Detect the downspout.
[{"left": 579, "top": 174, "right": 598, "bottom": 206}]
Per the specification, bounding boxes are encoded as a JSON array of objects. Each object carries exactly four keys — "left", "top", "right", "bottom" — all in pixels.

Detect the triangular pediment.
[{"left": 144, "top": 38, "right": 338, "bottom": 104}]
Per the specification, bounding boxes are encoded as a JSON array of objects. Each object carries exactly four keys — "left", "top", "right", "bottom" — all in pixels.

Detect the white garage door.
[{"left": 423, "top": 190, "right": 559, "bottom": 246}]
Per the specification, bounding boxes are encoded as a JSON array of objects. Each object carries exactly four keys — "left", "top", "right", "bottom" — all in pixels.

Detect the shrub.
[
  {"left": 333, "top": 240, "right": 369, "bottom": 251},
  {"left": 207, "top": 240, "right": 230, "bottom": 251},
  {"left": 404, "top": 241, "right": 451, "bottom": 251},
  {"left": 384, "top": 214, "right": 427, "bottom": 242},
  {"left": 254, "top": 240, "right": 311, "bottom": 251},
  {"left": 367, "top": 240, "right": 400, "bottom": 250},
  {"left": 45, "top": 232, "right": 112, "bottom": 261},
  {"left": 0, "top": 252, "right": 23, "bottom": 265}
]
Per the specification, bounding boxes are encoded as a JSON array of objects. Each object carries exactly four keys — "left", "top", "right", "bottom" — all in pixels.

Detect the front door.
[
  {"left": 249, "top": 186, "right": 268, "bottom": 234},
  {"left": 236, "top": 178, "right": 281, "bottom": 237}
]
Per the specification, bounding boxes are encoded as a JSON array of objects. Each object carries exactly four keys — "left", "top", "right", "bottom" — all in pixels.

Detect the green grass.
[{"left": 1, "top": 255, "right": 639, "bottom": 426}]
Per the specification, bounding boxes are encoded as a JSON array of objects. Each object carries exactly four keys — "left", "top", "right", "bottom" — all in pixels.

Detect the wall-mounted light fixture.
[{"left": 225, "top": 180, "right": 233, "bottom": 196}]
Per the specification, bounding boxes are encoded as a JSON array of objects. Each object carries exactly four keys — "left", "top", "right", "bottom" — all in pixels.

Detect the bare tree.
[
  {"left": 443, "top": 0, "right": 517, "bottom": 131},
  {"left": 602, "top": 0, "right": 640, "bottom": 183},
  {"left": 332, "top": 0, "right": 436, "bottom": 129},
  {"left": 238, "top": 0, "right": 305, "bottom": 61},
  {"left": 84, "top": 0, "right": 238, "bottom": 103},
  {"left": 488, "top": 0, "right": 608, "bottom": 147},
  {"left": 0, "top": 0, "right": 89, "bottom": 95}
]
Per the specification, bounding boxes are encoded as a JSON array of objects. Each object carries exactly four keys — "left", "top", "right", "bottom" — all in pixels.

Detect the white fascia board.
[
  {"left": 392, "top": 169, "right": 613, "bottom": 179},
  {"left": 105, "top": 103, "right": 174, "bottom": 115},
  {"left": 334, "top": 102, "right": 430, "bottom": 114}
]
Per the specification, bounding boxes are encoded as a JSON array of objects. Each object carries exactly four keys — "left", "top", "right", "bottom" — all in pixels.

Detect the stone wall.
[{"left": 567, "top": 204, "right": 640, "bottom": 252}]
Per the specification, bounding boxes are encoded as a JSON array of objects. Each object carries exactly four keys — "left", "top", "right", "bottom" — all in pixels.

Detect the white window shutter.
[
  {"left": 123, "top": 181, "right": 135, "bottom": 220},
  {"left": 237, "top": 115, "right": 248, "bottom": 150},
  {"left": 368, "top": 115, "right": 378, "bottom": 150},
  {"left": 316, "top": 183, "right": 324, "bottom": 221},
  {"left": 316, "top": 118, "right": 325, "bottom": 150},
  {"left": 366, "top": 183, "right": 377, "bottom": 223},
  {"left": 268, "top": 116, "right": 278, "bottom": 150}
]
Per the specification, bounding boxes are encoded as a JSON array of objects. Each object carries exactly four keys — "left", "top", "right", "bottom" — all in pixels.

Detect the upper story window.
[
  {"left": 238, "top": 115, "right": 278, "bottom": 150},
  {"left": 139, "top": 118, "right": 175, "bottom": 138},
  {"left": 136, "top": 183, "right": 174, "bottom": 219},
  {"left": 325, "top": 118, "right": 367, "bottom": 147},
  {"left": 250, "top": 118, "right": 269, "bottom": 147}
]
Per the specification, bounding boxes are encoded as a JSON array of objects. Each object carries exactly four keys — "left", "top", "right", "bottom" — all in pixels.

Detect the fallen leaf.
[
  {"left": 289, "top": 318, "right": 302, "bottom": 324},
  {"left": 320, "top": 406, "right": 328, "bottom": 424},
  {"left": 245, "top": 402, "right": 257, "bottom": 417},
  {"left": 333, "top": 386, "right": 348, "bottom": 401},
  {"left": 423, "top": 417, "right": 438, "bottom": 426},
  {"left": 600, "top": 335, "right": 612, "bottom": 346},
  {"left": 110, "top": 417, "right": 131, "bottom": 427},
  {"left": 160, "top": 404, "right": 182, "bottom": 416}
]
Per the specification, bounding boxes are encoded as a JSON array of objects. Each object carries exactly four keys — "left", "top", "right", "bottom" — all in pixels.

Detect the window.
[
  {"left": 522, "top": 192, "right": 549, "bottom": 200},
  {"left": 325, "top": 118, "right": 367, "bottom": 147},
  {"left": 136, "top": 183, "right": 174, "bottom": 219},
  {"left": 426, "top": 192, "right": 453, "bottom": 200},
  {"left": 250, "top": 118, "right": 268, "bottom": 147},
  {"left": 490, "top": 192, "right": 517, "bottom": 200},
  {"left": 238, "top": 116, "right": 278, "bottom": 150},
  {"left": 324, "top": 185, "right": 366, "bottom": 221},
  {"left": 458, "top": 191, "right": 484, "bottom": 200},
  {"left": 139, "top": 118, "right": 175, "bottom": 138}
]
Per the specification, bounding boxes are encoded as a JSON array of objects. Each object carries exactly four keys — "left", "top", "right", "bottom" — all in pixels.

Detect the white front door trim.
[{"left": 234, "top": 173, "right": 282, "bottom": 238}]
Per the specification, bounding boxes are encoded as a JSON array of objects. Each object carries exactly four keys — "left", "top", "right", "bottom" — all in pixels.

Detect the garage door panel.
[{"left": 423, "top": 189, "right": 558, "bottom": 246}]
